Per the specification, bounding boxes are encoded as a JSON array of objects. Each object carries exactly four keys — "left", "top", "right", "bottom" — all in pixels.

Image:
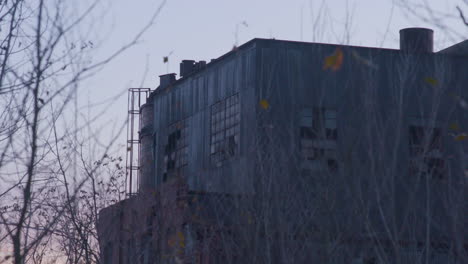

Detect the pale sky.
[{"left": 81, "top": 0, "right": 468, "bottom": 151}]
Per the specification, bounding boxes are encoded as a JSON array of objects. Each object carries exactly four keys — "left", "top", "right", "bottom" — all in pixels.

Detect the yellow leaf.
[
  {"left": 177, "top": 231, "right": 185, "bottom": 248},
  {"left": 424, "top": 77, "right": 438, "bottom": 86},
  {"left": 449, "top": 123, "right": 460, "bottom": 131},
  {"left": 177, "top": 231, "right": 184, "bottom": 241},
  {"left": 454, "top": 133, "right": 468, "bottom": 141},
  {"left": 259, "top": 99, "right": 270, "bottom": 109},
  {"left": 323, "top": 48, "right": 344, "bottom": 71}
]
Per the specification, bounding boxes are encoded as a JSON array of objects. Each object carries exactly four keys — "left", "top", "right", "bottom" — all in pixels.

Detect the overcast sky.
[{"left": 81, "top": 0, "right": 468, "bottom": 150}]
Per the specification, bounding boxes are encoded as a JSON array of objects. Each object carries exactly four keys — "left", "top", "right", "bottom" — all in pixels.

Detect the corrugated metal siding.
[
  {"left": 255, "top": 40, "right": 468, "bottom": 247},
  {"left": 151, "top": 39, "right": 468, "bottom": 202},
  {"left": 116, "top": 40, "right": 468, "bottom": 263},
  {"left": 151, "top": 45, "right": 257, "bottom": 193}
]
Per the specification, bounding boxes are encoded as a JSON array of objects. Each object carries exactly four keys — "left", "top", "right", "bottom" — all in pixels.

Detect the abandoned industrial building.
[{"left": 97, "top": 28, "right": 467, "bottom": 263}]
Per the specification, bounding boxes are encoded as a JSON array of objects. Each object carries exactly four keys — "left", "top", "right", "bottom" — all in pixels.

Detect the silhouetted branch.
[{"left": 456, "top": 6, "right": 468, "bottom": 26}]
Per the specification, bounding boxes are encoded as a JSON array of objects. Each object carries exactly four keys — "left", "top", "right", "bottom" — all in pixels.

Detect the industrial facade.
[{"left": 98, "top": 28, "right": 467, "bottom": 263}]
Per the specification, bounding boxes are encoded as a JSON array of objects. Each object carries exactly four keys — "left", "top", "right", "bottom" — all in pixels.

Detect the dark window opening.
[
  {"left": 409, "top": 126, "right": 441, "bottom": 154},
  {"left": 409, "top": 126, "right": 425, "bottom": 146},
  {"left": 227, "top": 136, "right": 236, "bottom": 155},
  {"left": 327, "top": 159, "right": 338, "bottom": 171},
  {"left": 300, "top": 107, "right": 338, "bottom": 170},
  {"left": 326, "top": 128, "right": 338, "bottom": 140},
  {"left": 163, "top": 119, "right": 188, "bottom": 181},
  {"left": 210, "top": 94, "right": 240, "bottom": 165},
  {"left": 426, "top": 158, "right": 444, "bottom": 179},
  {"left": 300, "top": 108, "right": 337, "bottom": 140},
  {"left": 300, "top": 127, "right": 317, "bottom": 139},
  {"left": 411, "top": 157, "right": 445, "bottom": 179},
  {"left": 408, "top": 125, "right": 444, "bottom": 179}
]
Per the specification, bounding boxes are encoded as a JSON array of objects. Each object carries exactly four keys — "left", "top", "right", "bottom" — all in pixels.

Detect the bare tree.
[
  {"left": 395, "top": 0, "right": 468, "bottom": 43},
  {"left": 0, "top": 0, "right": 166, "bottom": 263},
  {"left": 149, "top": 32, "right": 465, "bottom": 264},
  {"left": 191, "top": 43, "right": 466, "bottom": 264}
]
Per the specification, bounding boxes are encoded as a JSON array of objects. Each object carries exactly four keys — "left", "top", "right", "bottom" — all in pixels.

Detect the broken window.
[
  {"left": 300, "top": 107, "right": 338, "bottom": 171},
  {"left": 210, "top": 93, "right": 240, "bottom": 165},
  {"left": 408, "top": 125, "right": 444, "bottom": 179},
  {"left": 324, "top": 109, "right": 337, "bottom": 140},
  {"left": 409, "top": 126, "right": 441, "bottom": 154},
  {"left": 163, "top": 119, "right": 188, "bottom": 181},
  {"left": 300, "top": 108, "right": 337, "bottom": 140}
]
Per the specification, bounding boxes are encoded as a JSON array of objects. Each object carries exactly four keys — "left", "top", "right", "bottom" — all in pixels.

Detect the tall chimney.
[{"left": 400, "top": 28, "right": 433, "bottom": 53}]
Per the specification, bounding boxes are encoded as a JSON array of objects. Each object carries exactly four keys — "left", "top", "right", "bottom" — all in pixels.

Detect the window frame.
[
  {"left": 300, "top": 106, "right": 338, "bottom": 171},
  {"left": 210, "top": 93, "right": 240, "bottom": 165},
  {"left": 408, "top": 124, "right": 445, "bottom": 179},
  {"left": 163, "top": 119, "right": 189, "bottom": 181}
]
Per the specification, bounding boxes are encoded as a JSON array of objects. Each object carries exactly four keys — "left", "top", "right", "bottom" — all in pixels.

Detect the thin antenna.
[
  {"left": 300, "top": 5, "right": 304, "bottom": 41},
  {"left": 234, "top": 21, "right": 248, "bottom": 47},
  {"left": 163, "top": 51, "right": 173, "bottom": 74}
]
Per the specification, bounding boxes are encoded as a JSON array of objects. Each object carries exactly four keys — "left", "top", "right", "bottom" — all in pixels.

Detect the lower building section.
[
  {"left": 98, "top": 176, "right": 463, "bottom": 264},
  {"left": 97, "top": 177, "right": 242, "bottom": 264}
]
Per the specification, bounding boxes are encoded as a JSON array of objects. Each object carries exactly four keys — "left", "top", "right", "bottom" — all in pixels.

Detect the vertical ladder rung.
[{"left": 125, "top": 88, "right": 152, "bottom": 196}]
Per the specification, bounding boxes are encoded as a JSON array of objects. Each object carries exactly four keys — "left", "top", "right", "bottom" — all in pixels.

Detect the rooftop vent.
[
  {"left": 195, "top": 60, "right": 206, "bottom": 71},
  {"left": 159, "top": 73, "right": 176, "bottom": 88},
  {"left": 180, "top": 60, "right": 195, "bottom": 78},
  {"left": 180, "top": 60, "right": 207, "bottom": 78},
  {"left": 400, "top": 28, "right": 433, "bottom": 53}
]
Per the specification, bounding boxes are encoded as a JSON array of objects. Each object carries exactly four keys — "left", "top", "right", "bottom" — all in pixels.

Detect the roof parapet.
[{"left": 159, "top": 73, "right": 177, "bottom": 88}]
